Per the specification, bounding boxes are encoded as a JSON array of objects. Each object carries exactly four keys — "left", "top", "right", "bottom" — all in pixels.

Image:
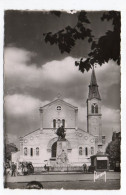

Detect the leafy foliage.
[
  {"left": 43, "top": 11, "right": 93, "bottom": 54},
  {"left": 44, "top": 11, "right": 120, "bottom": 73},
  {"left": 75, "top": 11, "right": 120, "bottom": 72},
  {"left": 4, "top": 143, "right": 18, "bottom": 161},
  {"left": 106, "top": 139, "right": 120, "bottom": 161}
]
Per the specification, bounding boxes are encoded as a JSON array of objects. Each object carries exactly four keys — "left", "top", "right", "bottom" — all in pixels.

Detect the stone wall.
[{"left": 19, "top": 128, "right": 95, "bottom": 167}]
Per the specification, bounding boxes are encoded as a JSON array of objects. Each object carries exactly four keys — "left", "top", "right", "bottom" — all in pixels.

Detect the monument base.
[{"left": 56, "top": 140, "right": 68, "bottom": 168}]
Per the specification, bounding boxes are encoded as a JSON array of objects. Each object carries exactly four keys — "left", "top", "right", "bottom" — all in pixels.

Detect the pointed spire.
[
  {"left": 90, "top": 66, "right": 97, "bottom": 86},
  {"left": 88, "top": 67, "right": 101, "bottom": 100}
]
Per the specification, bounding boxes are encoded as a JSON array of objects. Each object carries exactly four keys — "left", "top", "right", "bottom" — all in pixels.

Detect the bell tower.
[{"left": 87, "top": 67, "right": 102, "bottom": 145}]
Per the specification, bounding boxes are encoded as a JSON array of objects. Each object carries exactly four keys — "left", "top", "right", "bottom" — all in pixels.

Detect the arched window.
[
  {"left": 62, "top": 119, "right": 65, "bottom": 128},
  {"left": 91, "top": 103, "right": 98, "bottom": 114},
  {"left": 91, "top": 105, "right": 95, "bottom": 113},
  {"left": 79, "top": 147, "right": 83, "bottom": 155},
  {"left": 85, "top": 147, "right": 88, "bottom": 156},
  {"left": 91, "top": 147, "right": 94, "bottom": 155},
  {"left": 53, "top": 119, "right": 56, "bottom": 128},
  {"left": 24, "top": 147, "right": 27, "bottom": 156},
  {"left": 30, "top": 148, "right": 33, "bottom": 156},
  {"left": 95, "top": 105, "right": 98, "bottom": 113},
  {"left": 57, "top": 119, "right": 61, "bottom": 127},
  {"left": 36, "top": 147, "right": 39, "bottom": 156}
]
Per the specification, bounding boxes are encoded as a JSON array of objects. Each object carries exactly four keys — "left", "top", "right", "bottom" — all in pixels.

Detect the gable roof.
[
  {"left": 78, "top": 128, "right": 95, "bottom": 137},
  {"left": 23, "top": 128, "right": 40, "bottom": 138},
  {"left": 41, "top": 98, "right": 78, "bottom": 110},
  {"left": 22, "top": 127, "right": 94, "bottom": 139}
]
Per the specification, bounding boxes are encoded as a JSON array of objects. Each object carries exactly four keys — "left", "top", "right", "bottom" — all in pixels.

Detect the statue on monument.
[{"left": 56, "top": 125, "right": 66, "bottom": 140}]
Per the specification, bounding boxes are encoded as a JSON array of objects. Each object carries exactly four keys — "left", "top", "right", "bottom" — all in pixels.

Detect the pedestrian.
[
  {"left": 11, "top": 162, "right": 16, "bottom": 177},
  {"left": 44, "top": 164, "right": 47, "bottom": 171},
  {"left": 23, "top": 165, "right": 28, "bottom": 175},
  {"left": 83, "top": 163, "right": 87, "bottom": 173},
  {"left": 17, "top": 163, "right": 23, "bottom": 176},
  {"left": 85, "top": 164, "right": 88, "bottom": 173}
]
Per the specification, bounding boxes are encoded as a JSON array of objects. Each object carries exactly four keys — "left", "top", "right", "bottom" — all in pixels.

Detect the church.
[{"left": 12, "top": 68, "right": 107, "bottom": 169}]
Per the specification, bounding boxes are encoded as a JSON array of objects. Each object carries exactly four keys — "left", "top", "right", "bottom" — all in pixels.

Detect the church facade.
[{"left": 12, "top": 68, "right": 106, "bottom": 167}]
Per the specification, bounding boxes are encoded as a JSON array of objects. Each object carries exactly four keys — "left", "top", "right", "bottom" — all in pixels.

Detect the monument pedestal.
[{"left": 56, "top": 139, "right": 68, "bottom": 167}]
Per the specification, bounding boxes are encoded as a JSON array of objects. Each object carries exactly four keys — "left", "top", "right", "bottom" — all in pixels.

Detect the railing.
[{"left": 34, "top": 166, "right": 84, "bottom": 172}]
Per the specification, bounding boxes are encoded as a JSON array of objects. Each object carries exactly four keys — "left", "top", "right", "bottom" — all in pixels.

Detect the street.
[{"left": 5, "top": 172, "right": 120, "bottom": 190}]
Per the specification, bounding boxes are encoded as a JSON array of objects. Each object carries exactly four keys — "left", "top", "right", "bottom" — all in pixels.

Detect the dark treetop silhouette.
[{"left": 44, "top": 11, "right": 120, "bottom": 73}]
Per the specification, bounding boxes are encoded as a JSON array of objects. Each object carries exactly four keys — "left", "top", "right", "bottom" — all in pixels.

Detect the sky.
[{"left": 4, "top": 10, "right": 120, "bottom": 147}]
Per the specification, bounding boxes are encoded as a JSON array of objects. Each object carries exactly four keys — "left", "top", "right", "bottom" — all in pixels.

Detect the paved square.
[{"left": 5, "top": 172, "right": 120, "bottom": 190}]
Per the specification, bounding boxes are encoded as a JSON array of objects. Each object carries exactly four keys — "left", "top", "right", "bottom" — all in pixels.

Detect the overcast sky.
[{"left": 4, "top": 10, "right": 120, "bottom": 147}]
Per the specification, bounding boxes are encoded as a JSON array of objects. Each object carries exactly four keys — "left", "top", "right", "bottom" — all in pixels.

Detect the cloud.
[
  {"left": 64, "top": 97, "right": 120, "bottom": 134},
  {"left": 4, "top": 47, "right": 120, "bottom": 114},
  {"left": 4, "top": 95, "right": 120, "bottom": 145},
  {"left": 4, "top": 46, "right": 120, "bottom": 79},
  {"left": 95, "top": 60, "right": 120, "bottom": 84},
  {"left": 101, "top": 106, "right": 120, "bottom": 142},
  {"left": 102, "top": 105, "right": 120, "bottom": 124},
  {"left": 4, "top": 94, "right": 49, "bottom": 116},
  {"left": 4, "top": 47, "right": 120, "bottom": 145},
  {"left": 4, "top": 47, "right": 84, "bottom": 84},
  {"left": 4, "top": 46, "right": 88, "bottom": 102},
  {"left": 4, "top": 47, "right": 120, "bottom": 102},
  {"left": 4, "top": 47, "right": 36, "bottom": 74},
  {"left": 94, "top": 61, "right": 120, "bottom": 101},
  {"left": 5, "top": 133, "right": 18, "bottom": 144},
  {"left": 42, "top": 57, "right": 85, "bottom": 83}
]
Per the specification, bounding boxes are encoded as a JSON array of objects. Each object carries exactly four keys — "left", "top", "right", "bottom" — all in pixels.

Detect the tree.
[
  {"left": 106, "top": 133, "right": 120, "bottom": 171},
  {"left": 106, "top": 139, "right": 120, "bottom": 162},
  {"left": 44, "top": 11, "right": 92, "bottom": 54},
  {"left": 4, "top": 143, "right": 18, "bottom": 161},
  {"left": 43, "top": 11, "right": 120, "bottom": 73}
]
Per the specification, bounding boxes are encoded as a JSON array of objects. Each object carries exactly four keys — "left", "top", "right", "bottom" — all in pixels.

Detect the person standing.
[
  {"left": 83, "top": 163, "right": 87, "bottom": 173},
  {"left": 23, "top": 165, "right": 28, "bottom": 175},
  {"left": 11, "top": 162, "right": 16, "bottom": 177},
  {"left": 44, "top": 164, "right": 47, "bottom": 171}
]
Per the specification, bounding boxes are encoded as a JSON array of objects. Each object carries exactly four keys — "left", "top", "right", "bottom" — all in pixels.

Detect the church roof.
[
  {"left": 41, "top": 98, "right": 78, "bottom": 110},
  {"left": 78, "top": 128, "right": 95, "bottom": 137},
  {"left": 91, "top": 152, "right": 109, "bottom": 158},
  {"left": 23, "top": 128, "right": 40, "bottom": 138},
  {"left": 88, "top": 67, "right": 101, "bottom": 100},
  {"left": 22, "top": 127, "right": 95, "bottom": 139}
]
